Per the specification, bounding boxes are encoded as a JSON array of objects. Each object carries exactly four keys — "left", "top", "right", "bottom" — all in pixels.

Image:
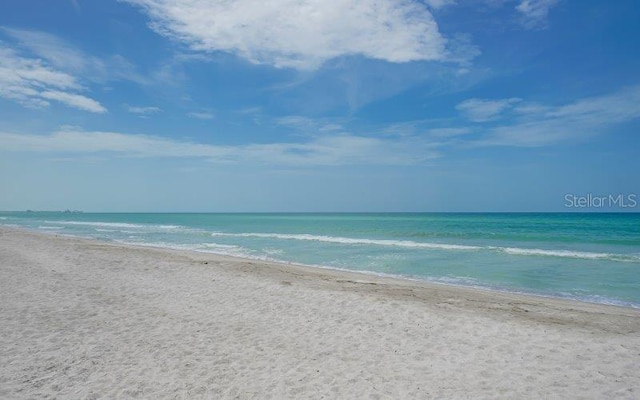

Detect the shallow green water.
[{"left": 2, "top": 212, "right": 639, "bottom": 307}]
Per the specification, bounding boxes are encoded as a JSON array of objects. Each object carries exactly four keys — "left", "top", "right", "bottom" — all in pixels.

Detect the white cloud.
[
  {"left": 2, "top": 27, "right": 148, "bottom": 84},
  {"left": 128, "top": 105, "right": 162, "bottom": 115},
  {"left": 512, "top": 102, "right": 550, "bottom": 115},
  {"left": 318, "top": 124, "right": 343, "bottom": 133},
  {"left": 480, "top": 86, "right": 640, "bottom": 146},
  {"left": 456, "top": 97, "right": 521, "bottom": 122},
  {"left": 444, "top": 33, "right": 481, "bottom": 66},
  {"left": 0, "top": 44, "right": 106, "bottom": 113},
  {"left": 480, "top": 0, "right": 511, "bottom": 7},
  {"left": 422, "top": 0, "right": 457, "bottom": 9},
  {"left": 188, "top": 111, "right": 215, "bottom": 120},
  {"left": 0, "top": 127, "right": 440, "bottom": 166},
  {"left": 276, "top": 115, "right": 343, "bottom": 133},
  {"left": 381, "top": 121, "right": 473, "bottom": 139},
  {"left": 547, "top": 88, "right": 640, "bottom": 121},
  {"left": 40, "top": 91, "right": 107, "bottom": 113},
  {"left": 516, "top": 0, "right": 560, "bottom": 29},
  {"left": 427, "top": 127, "right": 472, "bottom": 137},
  {"left": 3, "top": 28, "right": 90, "bottom": 72},
  {"left": 381, "top": 122, "right": 418, "bottom": 137},
  {"left": 124, "top": 0, "right": 449, "bottom": 70},
  {"left": 276, "top": 116, "right": 317, "bottom": 129}
]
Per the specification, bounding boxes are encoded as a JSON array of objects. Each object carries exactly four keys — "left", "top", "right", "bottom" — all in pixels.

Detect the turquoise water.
[{"left": 2, "top": 212, "right": 639, "bottom": 307}]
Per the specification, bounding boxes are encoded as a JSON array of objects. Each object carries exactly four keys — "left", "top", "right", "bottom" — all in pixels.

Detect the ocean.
[{"left": 2, "top": 212, "right": 639, "bottom": 308}]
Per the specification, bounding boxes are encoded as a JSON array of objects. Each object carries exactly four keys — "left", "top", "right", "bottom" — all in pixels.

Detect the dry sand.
[{"left": 1, "top": 227, "right": 639, "bottom": 399}]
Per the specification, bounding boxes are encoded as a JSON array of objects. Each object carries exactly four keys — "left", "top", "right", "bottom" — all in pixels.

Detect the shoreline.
[
  {"left": 1, "top": 226, "right": 639, "bottom": 398},
  {"left": 3, "top": 226, "right": 640, "bottom": 332},
  {"left": 7, "top": 224, "right": 640, "bottom": 312},
  {"left": 126, "top": 240, "right": 640, "bottom": 311}
]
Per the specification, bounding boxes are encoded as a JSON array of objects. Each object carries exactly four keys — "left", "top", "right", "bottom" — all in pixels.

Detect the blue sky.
[{"left": 0, "top": 0, "right": 638, "bottom": 212}]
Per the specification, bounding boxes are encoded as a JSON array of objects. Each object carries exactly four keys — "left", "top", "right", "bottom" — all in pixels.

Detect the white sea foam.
[
  {"left": 45, "top": 220, "right": 146, "bottom": 229},
  {"left": 42, "top": 220, "right": 200, "bottom": 233},
  {"left": 210, "top": 232, "right": 481, "bottom": 251},
  {"left": 106, "top": 237, "right": 640, "bottom": 308},
  {"left": 210, "top": 232, "right": 640, "bottom": 262},
  {"left": 10, "top": 223, "right": 634, "bottom": 308},
  {"left": 495, "top": 247, "right": 640, "bottom": 262},
  {"left": 558, "top": 293, "right": 640, "bottom": 309},
  {"left": 498, "top": 247, "right": 610, "bottom": 259},
  {"left": 201, "top": 243, "right": 240, "bottom": 250},
  {"left": 426, "top": 276, "right": 640, "bottom": 309},
  {"left": 116, "top": 240, "right": 257, "bottom": 261},
  {"left": 38, "top": 226, "right": 63, "bottom": 230},
  {"left": 158, "top": 225, "right": 185, "bottom": 230},
  {"left": 94, "top": 228, "right": 140, "bottom": 234}
]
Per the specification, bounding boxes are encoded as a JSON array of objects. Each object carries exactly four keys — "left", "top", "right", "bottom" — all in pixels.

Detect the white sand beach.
[{"left": 1, "top": 227, "right": 639, "bottom": 399}]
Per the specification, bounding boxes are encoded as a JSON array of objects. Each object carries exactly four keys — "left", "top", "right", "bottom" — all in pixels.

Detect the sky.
[{"left": 0, "top": 0, "right": 639, "bottom": 212}]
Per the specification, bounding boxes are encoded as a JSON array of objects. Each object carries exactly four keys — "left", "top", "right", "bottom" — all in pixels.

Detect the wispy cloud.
[
  {"left": 516, "top": 0, "right": 560, "bottom": 29},
  {"left": 276, "top": 116, "right": 344, "bottom": 134},
  {"left": 456, "top": 97, "right": 521, "bottom": 122},
  {"left": 375, "top": 87, "right": 640, "bottom": 149},
  {"left": 479, "top": 86, "right": 640, "bottom": 146},
  {"left": 2, "top": 27, "right": 148, "bottom": 84},
  {"left": 379, "top": 120, "right": 474, "bottom": 140},
  {"left": 127, "top": 105, "right": 162, "bottom": 116},
  {"left": 188, "top": 111, "right": 215, "bottom": 120},
  {"left": 424, "top": 0, "right": 457, "bottom": 9},
  {"left": 40, "top": 90, "right": 106, "bottom": 113},
  {"left": 0, "top": 127, "right": 440, "bottom": 166},
  {"left": 0, "top": 44, "right": 106, "bottom": 113},
  {"left": 427, "top": 127, "right": 473, "bottom": 137},
  {"left": 124, "top": 0, "right": 454, "bottom": 70}
]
